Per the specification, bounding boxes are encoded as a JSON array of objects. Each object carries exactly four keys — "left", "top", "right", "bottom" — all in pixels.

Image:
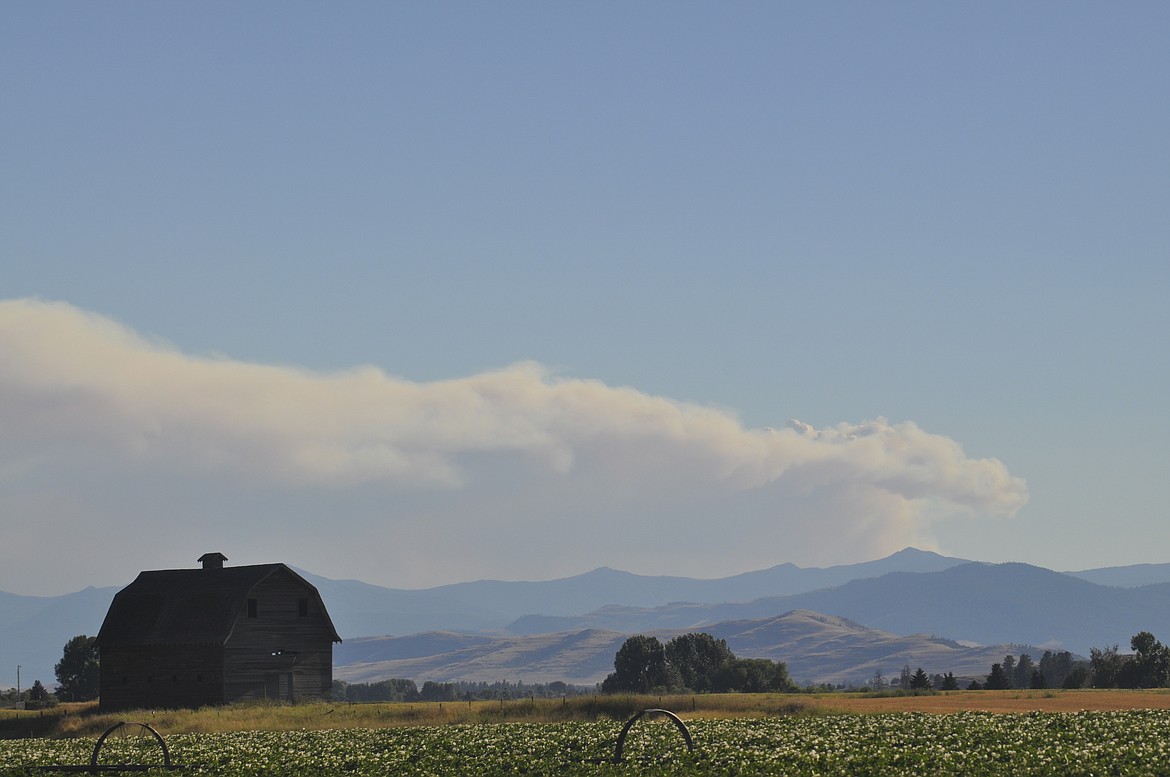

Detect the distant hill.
[
  {"left": 0, "top": 586, "right": 120, "bottom": 690},
  {"left": 704, "top": 610, "right": 1034, "bottom": 686},
  {"left": 335, "top": 629, "right": 630, "bottom": 686},
  {"left": 7, "top": 550, "right": 1170, "bottom": 690},
  {"left": 1066, "top": 562, "right": 1170, "bottom": 588},
  {"left": 334, "top": 609, "right": 1046, "bottom": 687},
  {"left": 506, "top": 563, "right": 1170, "bottom": 656},
  {"left": 297, "top": 547, "right": 970, "bottom": 638}
]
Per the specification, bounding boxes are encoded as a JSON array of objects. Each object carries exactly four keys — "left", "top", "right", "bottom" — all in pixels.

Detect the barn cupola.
[{"left": 198, "top": 552, "right": 228, "bottom": 570}]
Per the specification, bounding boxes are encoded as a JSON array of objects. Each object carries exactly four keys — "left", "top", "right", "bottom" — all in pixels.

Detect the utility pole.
[{"left": 16, "top": 665, "right": 20, "bottom": 698}]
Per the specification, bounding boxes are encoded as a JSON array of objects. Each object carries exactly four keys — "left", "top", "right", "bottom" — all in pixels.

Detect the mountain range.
[
  {"left": 504, "top": 562, "right": 1170, "bottom": 656},
  {"left": 293, "top": 546, "right": 971, "bottom": 636},
  {"left": 5, "top": 549, "right": 1170, "bottom": 690}
]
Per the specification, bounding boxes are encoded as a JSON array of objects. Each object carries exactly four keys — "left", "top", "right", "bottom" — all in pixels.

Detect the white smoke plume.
[{"left": 0, "top": 298, "right": 1028, "bottom": 589}]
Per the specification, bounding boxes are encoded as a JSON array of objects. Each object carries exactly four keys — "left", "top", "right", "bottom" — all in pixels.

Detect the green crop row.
[{"left": 5, "top": 710, "right": 1170, "bottom": 775}]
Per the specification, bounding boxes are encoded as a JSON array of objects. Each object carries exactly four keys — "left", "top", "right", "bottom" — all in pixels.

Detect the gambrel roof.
[{"left": 95, "top": 562, "right": 341, "bottom": 648}]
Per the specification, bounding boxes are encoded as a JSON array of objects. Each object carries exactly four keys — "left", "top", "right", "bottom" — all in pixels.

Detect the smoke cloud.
[{"left": 0, "top": 298, "right": 1028, "bottom": 590}]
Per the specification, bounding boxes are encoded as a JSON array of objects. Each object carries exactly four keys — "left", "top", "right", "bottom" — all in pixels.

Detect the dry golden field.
[{"left": 815, "top": 689, "right": 1170, "bottom": 714}]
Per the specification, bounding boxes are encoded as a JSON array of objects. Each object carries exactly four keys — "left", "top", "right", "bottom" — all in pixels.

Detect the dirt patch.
[{"left": 818, "top": 689, "right": 1170, "bottom": 714}]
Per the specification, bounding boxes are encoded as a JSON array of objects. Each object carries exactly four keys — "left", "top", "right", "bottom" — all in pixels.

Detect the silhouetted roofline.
[{"left": 96, "top": 562, "right": 341, "bottom": 648}]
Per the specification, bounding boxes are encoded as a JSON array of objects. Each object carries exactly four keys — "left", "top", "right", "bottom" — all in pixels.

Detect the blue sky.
[{"left": 3, "top": 3, "right": 1168, "bottom": 595}]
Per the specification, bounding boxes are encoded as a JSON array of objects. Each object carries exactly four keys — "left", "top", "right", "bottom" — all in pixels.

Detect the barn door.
[
  {"left": 264, "top": 673, "right": 280, "bottom": 700},
  {"left": 263, "top": 672, "right": 295, "bottom": 701}
]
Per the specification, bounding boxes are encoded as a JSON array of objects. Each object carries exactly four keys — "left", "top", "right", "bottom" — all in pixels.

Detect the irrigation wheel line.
[{"left": 34, "top": 721, "right": 195, "bottom": 773}]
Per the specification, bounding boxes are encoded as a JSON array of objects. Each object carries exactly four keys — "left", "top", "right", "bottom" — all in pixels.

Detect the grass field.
[{"left": 6, "top": 689, "right": 1170, "bottom": 739}]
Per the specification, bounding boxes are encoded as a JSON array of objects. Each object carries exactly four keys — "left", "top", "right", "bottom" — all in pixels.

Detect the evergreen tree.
[
  {"left": 1013, "top": 654, "right": 1034, "bottom": 689},
  {"left": 940, "top": 672, "right": 959, "bottom": 691},
  {"left": 909, "top": 667, "right": 931, "bottom": 690},
  {"left": 1000, "top": 655, "right": 1017, "bottom": 689},
  {"left": 985, "top": 663, "right": 1012, "bottom": 690},
  {"left": 28, "top": 680, "right": 49, "bottom": 701}
]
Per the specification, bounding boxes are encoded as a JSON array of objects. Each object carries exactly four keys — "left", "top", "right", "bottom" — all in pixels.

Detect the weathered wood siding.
[
  {"left": 222, "top": 569, "right": 334, "bottom": 703},
  {"left": 99, "top": 645, "right": 224, "bottom": 710}
]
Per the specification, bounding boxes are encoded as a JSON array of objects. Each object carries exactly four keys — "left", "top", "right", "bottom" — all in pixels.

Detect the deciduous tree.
[
  {"left": 1039, "top": 650, "right": 1076, "bottom": 689},
  {"left": 899, "top": 664, "right": 912, "bottom": 689},
  {"left": 419, "top": 681, "right": 456, "bottom": 701},
  {"left": 664, "top": 633, "right": 734, "bottom": 692},
  {"left": 1090, "top": 645, "right": 1125, "bottom": 688},
  {"left": 1126, "top": 631, "right": 1170, "bottom": 688},
  {"left": 713, "top": 658, "right": 796, "bottom": 693},
  {"left": 54, "top": 635, "right": 99, "bottom": 702},
  {"left": 602, "top": 635, "right": 670, "bottom": 693},
  {"left": 1062, "top": 665, "right": 1092, "bottom": 689}
]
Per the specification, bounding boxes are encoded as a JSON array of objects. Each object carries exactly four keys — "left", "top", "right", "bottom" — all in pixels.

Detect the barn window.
[
  {"left": 248, "top": 598, "right": 258, "bottom": 618},
  {"left": 298, "top": 598, "right": 308, "bottom": 617}
]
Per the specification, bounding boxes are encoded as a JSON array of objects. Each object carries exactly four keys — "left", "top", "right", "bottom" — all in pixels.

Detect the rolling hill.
[
  {"left": 334, "top": 609, "right": 1045, "bottom": 687},
  {"left": 1066, "top": 562, "right": 1170, "bottom": 588}
]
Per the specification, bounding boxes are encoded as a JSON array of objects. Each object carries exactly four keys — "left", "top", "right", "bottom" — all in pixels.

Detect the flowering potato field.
[{"left": 4, "top": 710, "right": 1170, "bottom": 775}]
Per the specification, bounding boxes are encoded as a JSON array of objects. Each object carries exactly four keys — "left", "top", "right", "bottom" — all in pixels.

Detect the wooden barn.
[{"left": 95, "top": 553, "right": 341, "bottom": 711}]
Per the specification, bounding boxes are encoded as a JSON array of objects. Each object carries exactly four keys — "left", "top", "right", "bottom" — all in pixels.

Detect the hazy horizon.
[{"left": 0, "top": 544, "right": 1159, "bottom": 600}]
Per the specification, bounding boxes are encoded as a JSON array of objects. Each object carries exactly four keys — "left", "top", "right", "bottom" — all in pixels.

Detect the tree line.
[
  {"left": 29, "top": 629, "right": 1170, "bottom": 707},
  {"left": 966, "top": 650, "right": 1082, "bottom": 690},
  {"left": 0, "top": 679, "right": 53, "bottom": 706},
  {"left": 600, "top": 633, "right": 797, "bottom": 694},
  {"left": 891, "top": 631, "right": 1170, "bottom": 693},
  {"left": 971, "top": 632, "right": 1170, "bottom": 690},
  {"left": 331, "top": 679, "right": 594, "bottom": 703}
]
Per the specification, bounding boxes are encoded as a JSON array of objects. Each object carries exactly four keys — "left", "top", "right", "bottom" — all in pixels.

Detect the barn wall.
[
  {"left": 99, "top": 645, "right": 223, "bottom": 711},
  {"left": 223, "top": 570, "right": 335, "bottom": 703}
]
